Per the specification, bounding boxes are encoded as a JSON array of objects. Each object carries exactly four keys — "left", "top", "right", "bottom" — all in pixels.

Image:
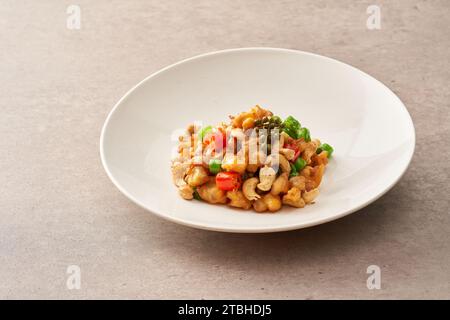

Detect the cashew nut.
[
  {"left": 265, "top": 154, "right": 291, "bottom": 174},
  {"left": 257, "top": 166, "right": 277, "bottom": 191},
  {"left": 278, "top": 154, "right": 291, "bottom": 174},
  {"left": 270, "top": 172, "right": 289, "bottom": 195},
  {"left": 242, "top": 177, "right": 261, "bottom": 201}
]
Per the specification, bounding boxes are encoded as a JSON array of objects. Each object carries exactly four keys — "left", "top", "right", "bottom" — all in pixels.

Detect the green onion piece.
[
  {"left": 289, "top": 163, "right": 298, "bottom": 178},
  {"left": 318, "top": 143, "right": 334, "bottom": 158},
  {"left": 198, "top": 125, "right": 213, "bottom": 141},
  {"left": 294, "top": 157, "right": 307, "bottom": 172},
  {"left": 208, "top": 159, "right": 222, "bottom": 174},
  {"left": 282, "top": 116, "right": 301, "bottom": 139},
  {"left": 298, "top": 127, "right": 311, "bottom": 142}
]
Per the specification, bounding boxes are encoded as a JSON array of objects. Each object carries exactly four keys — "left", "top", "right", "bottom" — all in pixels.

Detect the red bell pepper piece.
[
  {"left": 284, "top": 143, "right": 301, "bottom": 161},
  {"left": 216, "top": 172, "right": 241, "bottom": 191}
]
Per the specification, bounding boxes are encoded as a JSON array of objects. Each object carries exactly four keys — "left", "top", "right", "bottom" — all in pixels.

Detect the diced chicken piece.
[
  {"left": 186, "top": 166, "right": 209, "bottom": 187},
  {"left": 261, "top": 193, "right": 282, "bottom": 212},
  {"left": 196, "top": 178, "right": 227, "bottom": 204},
  {"left": 289, "top": 175, "right": 306, "bottom": 191},
  {"left": 282, "top": 187, "right": 306, "bottom": 208},
  {"left": 302, "top": 188, "right": 319, "bottom": 204},
  {"left": 253, "top": 198, "right": 268, "bottom": 213},
  {"left": 226, "top": 190, "right": 252, "bottom": 210},
  {"left": 178, "top": 184, "right": 194, "bottom": 200}
]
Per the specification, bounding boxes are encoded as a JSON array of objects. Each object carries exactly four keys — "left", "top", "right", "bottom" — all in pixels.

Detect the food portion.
[{"left": 171, "top": 105, "right": 334, "bottom": 213}]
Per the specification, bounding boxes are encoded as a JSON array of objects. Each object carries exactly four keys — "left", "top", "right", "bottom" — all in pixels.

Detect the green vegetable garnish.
[
  {"left": 282, "top": 116, "right": 301, "bottom": 139},
  {"left": 193, "top": 189, "right": 202, "bottom": 201},
  {"left": 293, "top": 157, "right": 307, "bottom": 172},
  {"left": 298, "top": 127, "right": 311, "bottom": 142},
  {"left": 281, "top": 116, "right": 312, "bottom": 141},
  {"left": 289, "top": 163, "right": 298, "bottom": 178},
  {"left": 271, "top": 116, "right": 282, "bottom": 124},
  {"left": 208, "top": 159, "right": 222, "bottom": 174},
  {"left": 198, "top": 125, "right": 212, "bottom": 141},
  {"left": 317, "top": 143, "right": 334, "bottom": 158}
]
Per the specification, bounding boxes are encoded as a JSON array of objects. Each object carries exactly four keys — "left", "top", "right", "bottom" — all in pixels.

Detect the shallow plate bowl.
[{"left": 100, "top": 48, "right": 415, "bottom": 233}]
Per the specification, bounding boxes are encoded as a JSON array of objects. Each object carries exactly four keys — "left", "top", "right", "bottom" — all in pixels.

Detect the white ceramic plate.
[{"left": 100, "top": 48, "right": 415, "bottom": 233}]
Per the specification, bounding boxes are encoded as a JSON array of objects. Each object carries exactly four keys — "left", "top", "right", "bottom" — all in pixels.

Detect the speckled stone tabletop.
[{"left": 1, "top": 0, "right": 449, "bottom": 299}]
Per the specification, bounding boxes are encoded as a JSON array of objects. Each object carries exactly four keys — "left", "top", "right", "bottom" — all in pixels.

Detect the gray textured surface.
[{"left": 1, "top": 0, "right": 449, "bottom": 299}]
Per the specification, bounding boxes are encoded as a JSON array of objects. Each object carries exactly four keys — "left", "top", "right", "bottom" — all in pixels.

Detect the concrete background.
[{"left": 0, "top": 0, "right": 449, "bottom": 299}]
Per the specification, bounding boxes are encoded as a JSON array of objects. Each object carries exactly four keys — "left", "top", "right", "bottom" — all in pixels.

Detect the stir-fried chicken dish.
[{"left": 171, "top": 105, "right": 334, "bottom": 213}]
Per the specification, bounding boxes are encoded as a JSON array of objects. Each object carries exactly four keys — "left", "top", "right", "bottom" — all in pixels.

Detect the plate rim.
[{"left": 100, "top": 47, "right": 416, "bottom": 233}]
